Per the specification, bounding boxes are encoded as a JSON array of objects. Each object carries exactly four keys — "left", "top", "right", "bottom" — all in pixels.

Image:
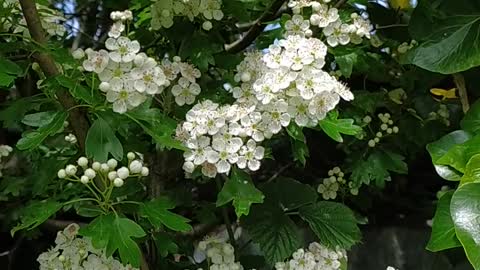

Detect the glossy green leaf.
[
  {"left": 85, "top": 117, "right": 123, "bottom": 162},
  {"left": 299, "top": 202, "right": 361, "bottom": 249},
  {"left": 11, "top": 200, "right": 62, "bottom": 235},
  {"left": 0, "top": 58, "right": 22, "bottom": 75},
  {"left": 286, "top": 123, "right": 305, "bottom": 142},
  {"left": 140, "top": 197, "right": 192, "bottom": 232},
  {"left": 437, "top": 135, "right": 480, "bottom": 173},
  {"left": 427, "top": 191, "right": 462, "bottom": 252},
  {"left": 243, "top": 204, "right": 300, "bottom": 264},
  {"left": 0, "top": 72, "right": 15, "bottom": 87},
  {"left": 80, "top": 214, "right": 146, "bottom": 267},
  {"left": 21, "top": 111, "right": 57, "bottom": 127},
  {"left": 335, "top": 53, "right": 357, "bottom": 78},
  {"left": 318, "top": 111, "right": 361, "bottom": 143},
  {"left": 462, "top": 154, "right": 480, "bottom": 185},
  {"left": 216, "top": 167, "right": 264, "bottom": 218},
  {"left": 451, "top": 182, "right": 480, "bottom": 269},
  {"left": 17, "top": 111, "right": 68, "bottom": 150},
  {"left": 461, "top": 100, "right": 480, "bottom": 134},
  {"left": 427, "top": 130, "right": 473, "bottom": 180}
]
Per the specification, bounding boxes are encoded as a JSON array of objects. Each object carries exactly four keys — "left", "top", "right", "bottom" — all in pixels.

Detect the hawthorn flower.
[
  {"left": 178, "top": 62, "right": 201, "bottom": 83},
  {"left": 171, "top": 77, "right": 201, "bottom": 106},
  {"left": 105, "top": 37, "right": 140, "bottom": 63},
  {"left": 237, "top": 139, "right": 264, "bottom": 171},
  {"left": 308, "top": 92, "right": 340, "bottom": 120},
  {"left": 287, "top": 96, "right": 312, "bottom": 127},
  {"left": 285, "top": 15, "right": 310, "bottom": 37},
  {"left": 184, "top": 136, "right": 212, "bottom": 165},
  {"left": 241, "top": 112, "right": 265, "bottom": 142},
  {"left": 130, "top": 57, "right": 166, "bottom": 94},
  {"left": 207, "top": 137, "right": 240, "bottom": 174},
  {"left": 82, "top": 49, "right": 109, "bottom": 73},
  {"left": 261, "top": 99, "right": 291, "bottom": 134},
  {"left": 108, "top": 21, "right": 125, "bottom": 38},
  {"left": 323, "top": 20, "right": 351, "bottom": 47},
  {"left": 106, "top": 81, "right": 147, "bottom": 113},
  {"left": 98, "top": 61, "right": 132, "bottom": 85},
  {"left": 309, "top": 4, "right": 339, "bottom": 28}
]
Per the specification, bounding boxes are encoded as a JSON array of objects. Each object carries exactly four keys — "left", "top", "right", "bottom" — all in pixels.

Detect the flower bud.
[
  {"left": 101, "top": 163, "right": 110, "bottom": 172},
  {"left": 129, "top": 160, "right": 143, "bottom": 174},
  {"left": 141, "top": 167, "right": 149, "bottom": 176},
  {"left": 107, "top": 159, "right": 118, "bottom": 169},
  {"left": 393, "top": 126, "right": 399, "bottom": 133},
  {"left": 92, "top": 162, "right": 101, "bottom": 171},
  {"left": 117, "top": 167, "right": 130, "bottom": 179},
  {"left": 374, "top": 137, "right": 380, "bottom": 143},
  {"left": 80, "top": 175, "right": 89, "bottom": 184},
  {"left": 114, "top": 178, "right": 124, "bottom": 187},
  {"left": 57, "top": 169, "right": 66, "bottom": 179},
  {"left": 99, "top": 82, "right": 110, "bottom": 92},
  {"left": 77, "top": 157, "right": 88, "bottom": 167},
  {"left": 202, "top": 21, "right": 213, "bottom": 31},
  {"left": 84, "top": 168, "right": 96, "bottom": 179},
  {"left": 108, "top": 171, "right": 118, "bottom": 181},
  {"left": 127, "top": 152, "right": 135, "bottom": 160},
  {"left": 72, "top": 48, "right": 85, "bottom": 59},
  {"left": 65, "top": 165, "right": 77, "bottom": 176},
  {"left": 310, "top": 14, "right": 321, "bottom": 26},
  {"left": 368, "top": 140, "right": 376, "bottom": 147}
]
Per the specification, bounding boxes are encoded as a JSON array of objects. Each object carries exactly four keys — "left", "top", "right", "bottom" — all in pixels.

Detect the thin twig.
[
  {"left": 18, "top": 0, "right": 90, "bottom": 151},
  {"left": 224, "top": 0, "right": 287, "bottom": 53},
  {"left": 375, "top": 23, "right": 408, "bottom": 30},
  {"left": 453, "top": 73, "right": 470, "bottom": 113},
  {"left": 266, "top": 162, "right": 293, "bottom": 183}
]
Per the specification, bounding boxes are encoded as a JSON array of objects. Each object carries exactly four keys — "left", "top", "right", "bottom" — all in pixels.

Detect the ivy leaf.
[
  {"left": 85, "top": 117, "right": 123, "bottom": 162},
  {"left": 11, "top": 200, "right": 62, "bottom": 236},
  {"left": 461, "top": 99, "right": 480, "bottom": 134},
  {"left": 299, "top": 202, "right": 361, "bottom": 249},
  {"left": 427, "top": 191, "right": 462, "bottom": 252},
  {"left": 427, "top": 130, "right": 473, "bottom": 180},
  {"left": 318, "top": 111, "right": 361, "bottom": 142},
  {"left": 17, "top": 111, "right": 68, "bottom": 150},
  {"left": 216, "top": 167, "right": 264, "bottom": 218},
  {"left": 335, "top": 53, "right": 357, "bottom": 78},
  {"left": 451, "top": 182, "right": 480, "bottom": 269},
  {"left": 262, "top": 177, "right": 318, "bottom": 211},
  {"left": 80, "top": 214, "right": 146, "bottom": 267},
  {"left": 408, "top": 1, "right": 480, "bottom": 74},
  {"left": 243, "top": 204, "right": 300, "bottom": 264},
  {"left": 140, "top": 197, "right": 192, "bottom": 232}
]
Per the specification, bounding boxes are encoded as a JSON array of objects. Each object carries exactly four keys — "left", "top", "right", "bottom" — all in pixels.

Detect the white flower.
[
  {"left": 105, "top": 37, "right": 141, "bottom": 63},
  {"left": 178, "top": 62, "right": 201, "bottom": 83},
  {"left": 72, "top": 48, "right": 85, "bottom": 59},
  {"left": 237, "top": 140, "right": 264, "bottom": 171},
  {"left": 310, "top": 5, "right": 339, "bottom": 28},
  {"left": 82, "top": 49, "right": 109, "bottom": 73},
  {"left": 130, "top": 58, "right": 166, "bottom": 94},
  {"left": 98, "top": 60, "right": 132, "bottom": 85},
  {"left": 106, "top": 81, "right": 147, "bottom": 113},
  {"left": 108, "top": 21, "right": 125, "bottom": 38},
  {"left": 308, "top": 92, "right": 340, "bottom": 121},
  {"left": 241, "top": 112, "right": 265, "bottom": 142},
  {"left": 184, "top": 136, "right": 211, "bottom": 165},
  {"left": 317, "top": 177, "right": 339, "bottom": 200},
  {"left": 207, "top": 138, "right": 240, "bottom": 174},
  {"left": 323, "top": 20, "right": 351, "bottom": 47},
  {"left": 201, "top": 162, "right": 218, "bottom": 178},
  {"left": 171, "top": 77, "right": 201, "bottom": 106},
  {"left": 261, "top": 99, "right": 291, "bottom": 134},
  {"left": 285, "top": 14, "right": 310, "bottom": 36},
  {"left": 287, "top": 96, "right": 313, "bottom": 127}
]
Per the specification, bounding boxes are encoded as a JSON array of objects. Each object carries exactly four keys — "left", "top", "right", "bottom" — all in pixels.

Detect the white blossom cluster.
[
  {"left": 151, "top": 0, "right": 224, "bottom": 30},
  {"left": 318, "top": 166, "right": 359, "bottom": 199},
  {"left": 0, "top": 145, "right": 13, "bottom": 177},
  {"left": 38, "top": 223, "right": 138, "bottom": 270},
  {"left": 275, "top": 242, "right": 347, "bottom": 270},
  {"left": 57, "top": 152, "right": 149, "bottom": 188},
  {"left": 197, "top": 241, "right": 243, "bottom": 270},
  {"left": 75, "top": 11, "right": 201, "bottom": 113},
  {"left": 286, "top": 0, "right": 373, "bottom": 47},
  {"left": 363, "top": 113, "right": 399, "bottom": 148},
  {"left": 1, "top": 0, "right": 66, "bottom": 37}
]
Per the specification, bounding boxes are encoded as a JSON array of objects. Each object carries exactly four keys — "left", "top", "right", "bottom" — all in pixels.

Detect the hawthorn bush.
[{"left": 1, "top": 0, "right": 480, "bottom": 269}]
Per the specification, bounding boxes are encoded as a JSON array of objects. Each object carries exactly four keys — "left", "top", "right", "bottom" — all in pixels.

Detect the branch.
[
  {"left": 224, "top": 0, "right": 287, "bottom": 53},
  {"left": 334, "top": 0, "right": 348, "bottom": 8},
  {"left": 18, "top": 0, "right": 89, "bottom": 151},
  {"left": 453, "top": 73, "right": 470, "bottom": 113}
]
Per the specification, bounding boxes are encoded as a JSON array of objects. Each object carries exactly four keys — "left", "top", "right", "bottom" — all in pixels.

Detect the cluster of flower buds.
[
  {"left": 363, "top": 113, "right": 399, "bottom": 148},
  {"left": 57, "top": 152, "right": 149, "bottom": 188},
  {"left": 275, "top": 242, "right": 347, "bottom": 270},
  {"left": 64, "top": 133, "right": 77, "bottom": 144},
  {"left": 0, "top": 145, "right": 13, "bottom": 177},
  {"left": 428, "top": 104, "right": 450, "bottom": 126},
  {"left": 38, "top": 224, "right": 138, "bottom": 270},
  {"left": 110, "top": 10, "right": 133, "bottom": 21}
]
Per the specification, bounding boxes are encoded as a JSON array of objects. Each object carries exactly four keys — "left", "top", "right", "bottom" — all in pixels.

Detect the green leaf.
[
  {"left": 216, "top": 167, "right": 264, "bottom": 218},
  {"left": 16, "top": 111, "right": 68, "bottom": 150},
  {"left": 85, "top": 117, "right": 123, "bottom": 162},
  {"left": 55, "top": 75, "right": 96, "bottom": 105},
  {"left": 0, "top": 72, "right": 15, "bottom": 87},
  {"left": 351, "top": 150, "right": 407, "bottom": 188},
  {"left": 80, "top": 214, "right": 146, "bottom": 267},
  {"left": 140, "top": 197, "right": 192, "bottom": 232},
  {"left": 154, "top": 232, "right": 179, "bottom": 257},
  {"left": 426, "top": 130, "right": 472, "bottom": 180},
  {"left": 408, "top": 2, "right": 480, "bottom": 74},
  {"left": 318, "top": 111, "right": 361, "bottom": 143},
  {"left": 0, "top": 58, "right": 22, "bottom": 75},
  {"left": 243, "top": 204, "right": 300, "bottom": 264},
  {"left": 11, "top": 200, "right": 62, "bottom": 235},
  {"left": 291, "top": 139, "right": 309, "bottom": 166},
  {"left": 335, "top": 53, "right": 357, "bottom": 78},
  {"left": 21, "top": 111, "right": 57, "bottom": 127},
  {"left": 351, "top": 91, "right": 385, "bottom": 114},
  {"left": 436, "top": 135, "right": 480, "bottom": 173},
  {"left": 286, "top": 123, "right": 305, "bottom": 142},
  {"left": 299, "top": 202, "right": 361, "bottom": 249},
  {"left": 427, "top": 191, "right": 462, "bottom": 252},
  {"left": 461, "top": 100, "right": 480, "bottom": 134},
  {"left": 462, "top": 154, "right": 480, "bottom": 185},
  {"left": 451, "top": 182, "right": 480, "bottom": 269},
  {"left": 262, "top": 177, "right": 318, "bottom": 211}
]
